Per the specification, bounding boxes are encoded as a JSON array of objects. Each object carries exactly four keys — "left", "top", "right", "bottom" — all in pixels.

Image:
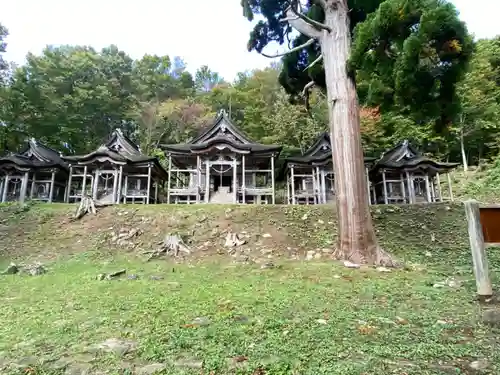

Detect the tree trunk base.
[{"left": 333, "top": 245, "right": 401, "bottom": 268}]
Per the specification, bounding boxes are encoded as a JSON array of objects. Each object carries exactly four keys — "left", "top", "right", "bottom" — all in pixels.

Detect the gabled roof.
[
  {"left": 285, "top": 132, "right": 375, "bottom": 166},
  {"left": 63, "top": 129, "right": 168, "bottom": 178},
  {"left": 162, "top": 110, "right": 282, "bottom": 155},
  {"left": 372, "top": 140, "right": 459, "bottom": 171},
  {"left": 0, "top": 139, "right": 68, "bottom": 170},
  {"left": 63, "top": 129, "right": 154, "bottom": 164}
]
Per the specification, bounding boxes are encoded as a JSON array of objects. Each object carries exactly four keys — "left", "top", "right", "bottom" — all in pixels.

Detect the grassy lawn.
[
  {"left": 0, "top": 203, "right": 498, "bottom": 374},
  {"left": 0, "top": 255, "right": 497, "bottom": 375}
]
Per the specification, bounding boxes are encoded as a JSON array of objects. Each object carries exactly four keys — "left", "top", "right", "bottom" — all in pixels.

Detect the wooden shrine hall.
[
  {"left": 63, "top": 129, "right": 168, "bottom": 204},
  {"left": 161, "top": 110, "right": 282, "bottom": 204},
  {"left": 370, "top": 140, "right": 458, "bottom": 204},
  {"left": 283, "top": 132, "right": 376, "bottom": 204},
  {"left": 0, "top": 139, "right": 68, "bottom": 203}
]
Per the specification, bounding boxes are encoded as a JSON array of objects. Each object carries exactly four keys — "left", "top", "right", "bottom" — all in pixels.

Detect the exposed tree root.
[{"left": 332, "top": 245, "right": 402, "bottom": 268}]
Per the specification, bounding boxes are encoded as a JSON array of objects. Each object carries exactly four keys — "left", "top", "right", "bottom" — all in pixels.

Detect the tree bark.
[
  {"left": 460, "top": 129, "right": 468, "bottom": 172},
  {"left": 321, "top": 0, "right": 396, "bottom": 265}
]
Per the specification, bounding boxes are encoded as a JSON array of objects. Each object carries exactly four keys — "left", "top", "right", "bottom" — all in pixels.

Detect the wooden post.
[
  {"left": 66, "top": 166, "right": 73, "bottom": 203},
  {"left": 92, "top": 168, "right": 99, "bottom": 200},
  {"left": 116, "top": 166, "right": 123, "bottom": 204},
  {"left": 290, "top": 165, "right": 296, "bottom": 205},
  {"left": 112, "top": 167, "right": 118, "bottom": 204},
  {"left": 81, "top": 166, "right": 88, "bottom": 198},
  {"left": 286, "top": 174, "right": 290, "bottom": 204},
  {"left": 464, "top": 200, "right": 493, "bottom": 298},
  {"left": 233, "top": 156, "right": 237, "bottom": 203},
  {"left": 123, "top": 175, "right": 128, "bottom": 203},
  {"left": 424, "top": 174, "right": 431, "bottom": 203},
  {"left": 430, "top": 176, "right": 436, "bottom": 203},
  {"left": 146, "top": 164, "right": 152, "bottom": 204},
  {"left": 405, "top": 171, "right": 413, "bottom": 204},
  {"left": 205, "top": 158, "right": 210, "bottom": 203},
  {"left": 321, "top": 170, "right": 327, "bottom": 204},
  {"left": 312, "top": 168, "right": 317, "bottom": 204},
  {"left": 19, "top": 172, "right": 29, "bottom": 203},
  {"left": 196, "top": 155, "right": 201, "bottom": 204},
  {"left": 315, "top": 166, "right": 321, "bottom": 204},
  {"left": 271, "top": 154, "right": 275, "bottom": 204},
  {"left": 436, "top": 173, "right": 442, "bottom": 202},
  {"left": 241, "top": 155, "right": 246, "bottom": 204},
  {"left": 48, "top": 170, "right": 56, "bottom": 203},
  {"left": 447, "top": 173, "right": 454, "bottom": 201},
  {"left": 400, "top": 173, "right": 406, "bottom": 203},
  {"left": 167, "top": 154, "right": 172, "bottom": 204},
  {"left": 382, "top": 170, "right": 388, "bottom": 204},
  {"left": 30, "top": 172, "right": 36, "bottom": 199},
  {"left": 1, "top": 175, "right": 9, "bottom": 202}
]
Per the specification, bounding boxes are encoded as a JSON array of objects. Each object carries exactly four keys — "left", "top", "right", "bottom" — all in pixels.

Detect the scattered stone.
[
  {"left": 376, "top": 267, "right": 391, "bottom": 273},
  {"left": 224, "top": 232, "right": 246, "bottom": 248},
  {"left": 97, "top": 269, "right": 126, "bottom": 280},
  {"left": 64, "top": 363, "right": 91, "bottom": 375},
  {"left": 316, "top": 319, "right": 327, "bottom": 324},
  {"left": 260, "top": 262, "right": 275, "bottom": 269},
  {"left": 93, "top": 338, "right": 137, "bottom": 356},
  {"left": 433, "top": 278, "right": 461, "bottom": 288},
  {"left": 192, "top": 316, "right": 210, "bottom": 326},
  {"left": 22, "top": 262, "right": 47, "bottom": 276},
  {"left": 1, "top": 263, "right": 19, "bottom": 275},
  {"left": 233, "top": 315, "right": 249, "bottom": 324},
  {"left": 127, "top": 274, "right": 139, "bottom": 280},
  {"left": 321, "top": 248, "right": 333, "bottom": 254},
  {"left": 395, "top": 316, "right": 409, "bottom": 325},
  {"left": 317, "top": 219, "right": 324, "bottom": 224},
  {"left": 227, "top": 356, "right": 249, "bottom": 370},
  {"left": 301, "top": 214, "right": 308, "bottom": 220},
  {"left": 262, "top": 233, "right": 272, "bottom": 238},
  {"left": 425, "top": 251, "right": 432, "bottom": 257},
  {"left": 150, "top": 275, "right": 164, "bottom": 281},
  {"left": 343, "top": 260, "right": 360, "bottom": 269},
  {"left": 469, "top": 359, "right": 489, "bottom": 371},
  {"left": 166, "top": 281, "right": 180, "bottom": 288},
  {"left": 10, "top": 356, "right": 39, "bottom": 369},
  {"left": 306, "top": 250, "right": 315, "bottom": 261},
  {"left": 174, "top": 358, "right": 203, "bottom": 369},
  {"left": 314, "top": 253, "right": 322, "bottom": 259},
  {"left": 136, "top": 363, "right": 167, "bottom": 375},
  {"left": 482, "top": 308, "right": 500, "bottom": 326}
]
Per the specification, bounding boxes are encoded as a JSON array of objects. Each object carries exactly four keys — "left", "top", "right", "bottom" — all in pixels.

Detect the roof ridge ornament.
[{"left": 218, "top": 109, "right": 228, "bottom": 117}]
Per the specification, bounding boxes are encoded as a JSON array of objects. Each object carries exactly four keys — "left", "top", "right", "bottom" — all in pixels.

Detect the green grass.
[{"left": 0, "top": 203, "right": 498, "bottom": 374}]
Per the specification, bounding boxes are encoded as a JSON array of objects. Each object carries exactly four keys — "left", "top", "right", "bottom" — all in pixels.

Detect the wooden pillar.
[
  {"left": 81, "top": 166, "right": 88, "bottom": 198},
  {"left": 1, "top": 174, "right": 9, "bottom": 203},
  {"left": 290, "top": 165, "right": 296, "bottom": 205},
  {"left": 154, "top": 180, "right": 159, "bottom": 203},
  {"left": 92, "top": 168, "right": 99, "bottom": 200},
  {"left": 30, "top": 172, "right": 36, "bottom": 199},
  {"left": 382, "top": 170, "right": 388, "bottom": 204},
  {"left": 447, "top": 173, "right": 454, "bottom": 201},
  {"left": 112, "top": 167, "right": 119, "bottom": 204},
  {"left": 365, "top": 167, "right": 371, "bottom": 205},
  {"left": 48, "top": 170, "right": 56, "bottom": 203},
  {"left": 286, "top": 174, "right": 290, "bottom": 204},
  {"left": 196, "top": 155, "right": 201, "bottom": 203},
  {"left": 436, "top": 173, "right": 442, "bottom": 202},
  {"left": 312, "top": 168, "right": 317, "bottom": 204},
  {"left": 464, "top": 200, "right": 492, "bottom": 298},
  {"left": 66, "top": 166, "right": 73, "bottom": 203},
  {"left": 205, "top": 158, "right": 210, "bottom": 203},
  {"left": 116, "top": 166, "right": 123, "bottom": 204},
  {"left": 405, "top": 171, "right": 413, "bottom": 204},
  {"left": 240, "top": 155, "right": 246, "bottom": 203},
  {"left": 430, "top": 176, "right": 436, "bottom": 203},
  {"left": 321, "top": 169, "right": 327, "bottom": 204},
  {"left": 400, "top": 173, "right": 406, "bottom": 203},
  {"left": 424, "top": 174, "right": 431, "bottom": 203},
  {"left": 146, "top": 164, "right": 152, "bottom": 204},
  {"left": 233, "top": 156, "right": 238, "bottom": 203},
  {"left": 19, "top": 172, "right": 29, "bottom": 203},
  {"left": 315, "top": 166, "right": 321, "bottom": 203},
  {"left": 123, "top": 175, "right": 128, "bottom": 203},
  {"left": 167, "top": 154, "right": 172, "bottom": 204},
  {"left": 271, "top": 154, "right": 275, "bottom": 205}
]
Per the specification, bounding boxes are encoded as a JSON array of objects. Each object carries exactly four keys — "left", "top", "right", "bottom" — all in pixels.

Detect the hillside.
[{"left": 0, "top": 203, "right": 499, "bottom": 375}]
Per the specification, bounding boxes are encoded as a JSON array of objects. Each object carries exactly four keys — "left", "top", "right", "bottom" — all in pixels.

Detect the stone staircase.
[{"left": 209, "top": 186, "right": 234, "bottom": 204}]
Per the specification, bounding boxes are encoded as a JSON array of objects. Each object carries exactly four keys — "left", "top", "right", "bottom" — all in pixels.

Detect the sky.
[{"left": 2, "top": 0, "right": 499, "bottom": 81}]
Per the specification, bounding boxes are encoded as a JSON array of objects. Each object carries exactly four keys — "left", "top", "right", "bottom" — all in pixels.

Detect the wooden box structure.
[
  {"left": 161, "top": 110, "right": 282, "bottom": 204},
  {"left": 370, "top": 140, "right": 458, "bottom": 204},
  {"left": 0, "top": 139, "right": 68, "bottom": 203},
  {"left": 63, "top": 129, "right": 168, "bottom": 204},
  {"left": 283, "top": 133, "right": 375, "bottom": 205}
]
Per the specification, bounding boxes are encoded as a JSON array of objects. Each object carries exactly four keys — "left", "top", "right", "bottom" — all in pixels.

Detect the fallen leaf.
[
  {"left": 396, "top": 316, "right": 409, "bottom": 325},
  {"left": 233, "top": 355, "right": 249, "bottom": 363},
  {"left": 181, "top": 324, "right": 196, "bottom": 328},
  {"left": 357, "top": 324, "right": 377, "bottom": 335}
]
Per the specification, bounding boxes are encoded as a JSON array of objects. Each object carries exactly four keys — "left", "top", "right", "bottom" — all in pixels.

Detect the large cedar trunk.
[{"left": 321, "top": 0, "right": 395, "bottom": 265}]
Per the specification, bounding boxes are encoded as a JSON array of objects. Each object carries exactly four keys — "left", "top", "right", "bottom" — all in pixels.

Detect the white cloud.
[{"left": 2, "top": 0, "right": 498, "bottom": 80}]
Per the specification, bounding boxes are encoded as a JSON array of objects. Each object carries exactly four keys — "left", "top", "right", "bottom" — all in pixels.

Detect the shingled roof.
[
  {"left": 162, "top": 110, "right": 282, "bottom": 155},
  {"left": 0, "top": 139, "right": 67, "bottom": 170}
]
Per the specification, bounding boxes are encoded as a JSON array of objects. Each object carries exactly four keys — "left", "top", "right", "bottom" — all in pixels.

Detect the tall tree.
[
  {"left": 194, "top": 65, "right": 224, "bottom": 92},
  {"left": 241, "top": 0, "right": 471, "bottom": 265},
  {"left": 0, "top": 23, "right": 8, "bottom": 84}
]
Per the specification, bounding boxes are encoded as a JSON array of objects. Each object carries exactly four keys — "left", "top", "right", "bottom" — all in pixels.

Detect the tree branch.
[
  {"left": 303, "top": 54, "right": 323, "bottom": 71},
  {"left": 261, "top": 38, "right": 316, "bottom": 58},
  {"left": 282, "top": 7, "right": 323, "bottom": 39},
  {"left": 288, "top": 2, "right": 331, "bottom": 32},
  {"left": 302, "top": 81, "right": 316, "bottom": 97}
]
